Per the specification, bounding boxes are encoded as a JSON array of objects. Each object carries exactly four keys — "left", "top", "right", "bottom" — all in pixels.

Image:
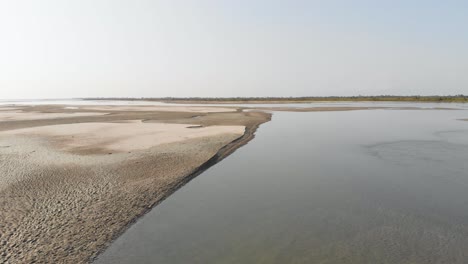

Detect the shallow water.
[{"left": 96, "top": 108, "right": 468, "bottom": 263}]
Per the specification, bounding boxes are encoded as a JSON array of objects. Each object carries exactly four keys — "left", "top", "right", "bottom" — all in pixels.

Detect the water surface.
[
  {"left": 2, "top": 99, "right": 468, "bottom": 110},
  {"left": 96, "top": 109, "right": 468, "bottom": 263}
]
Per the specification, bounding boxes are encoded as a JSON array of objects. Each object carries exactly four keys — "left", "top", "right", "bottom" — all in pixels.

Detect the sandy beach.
[{"left": 0, "top": 104, "right": 270, "bottom": 263}]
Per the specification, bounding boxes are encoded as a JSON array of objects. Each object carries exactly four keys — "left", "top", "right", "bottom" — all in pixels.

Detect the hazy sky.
[{"left": 1, "top": 0, "right": 467, "bottom": 99}]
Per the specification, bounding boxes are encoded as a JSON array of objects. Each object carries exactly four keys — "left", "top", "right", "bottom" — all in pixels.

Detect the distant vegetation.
[{"left": 86, "top": 95, "right": 468, "bottom": 103}]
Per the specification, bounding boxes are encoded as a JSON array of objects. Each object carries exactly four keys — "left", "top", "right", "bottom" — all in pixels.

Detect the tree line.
[{"left": 85, "top": 95, "right": 468, "bottom": 103}]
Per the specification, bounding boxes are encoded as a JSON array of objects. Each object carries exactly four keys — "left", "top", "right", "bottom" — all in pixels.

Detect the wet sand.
[{"left": 0, "top": 105, "right": 270, "bottom": 263}]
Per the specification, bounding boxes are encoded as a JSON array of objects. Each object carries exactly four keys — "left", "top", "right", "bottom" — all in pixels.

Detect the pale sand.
[
  {"left": 0, "top": 134, "right": 243, "bottom": 263},
  {"left": 0, "top": 107, "right": 20, "bottom": 111},
  {"left": 1, "top": 121, "right": 245, "bottom": 153},
  {"left": 77, "top": 105, "right": 237, "bottom": 113},
  {"left": 0, "top": 111, "right": 105, "bottom": 121}
]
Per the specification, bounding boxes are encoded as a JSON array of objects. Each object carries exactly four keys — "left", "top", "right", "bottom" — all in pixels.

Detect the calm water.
[
  {"left": 2, "top": 99, "right": 468, "bottom": 110},
  {"left": 96, "top": 109, "right": 468, "bottom": 264}
]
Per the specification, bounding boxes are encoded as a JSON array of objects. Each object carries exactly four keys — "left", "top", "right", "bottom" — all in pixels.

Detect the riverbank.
[
  {"left": 0, "top": 105, "right": 270, "bottom": 263},
  {"left": 1, "top": 104, "right": 464, "bottom": 263}
]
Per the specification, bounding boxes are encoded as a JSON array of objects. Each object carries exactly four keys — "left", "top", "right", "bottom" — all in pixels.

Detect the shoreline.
[{"left": 90, "top": 113, "right": 268, "bottom": 262}]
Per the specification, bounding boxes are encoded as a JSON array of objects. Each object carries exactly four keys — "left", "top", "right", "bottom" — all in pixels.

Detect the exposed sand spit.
[
  {"left": 1, "top": 121, "right": 245, "bottom": 153},
  {"left": 0, "top": 135, "right": 241, "bottom": 263},
  {"left": 78, "top": 105, "right": 237, "bottom": 113},
  {"left": 0, "top": 106, "right": 271, "bottom": 263},
  {"left": 0, "top": 111, "right": 105, "bottom": 121},
  {"left": 0, "top": 107, "right": 20, "bottom": 111}
]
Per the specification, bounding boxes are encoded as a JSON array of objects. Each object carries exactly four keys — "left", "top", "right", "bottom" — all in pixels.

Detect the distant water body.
[
  {"left": 0, "top": 99, "right": 170, "bottom": 106},
  {"left": 2, "top": 98, "right": 468, "bottom": 110},
  {"left": 96, "top": 107, "right": 468, "bottom": 264}
]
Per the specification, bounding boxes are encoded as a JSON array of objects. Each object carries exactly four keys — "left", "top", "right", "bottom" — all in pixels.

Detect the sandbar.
[
  {"left": 0, "top": 111, "right": 105, "bottom": 121},
  {"left": 0, "top": 105, "right": 270, "bottom": 263}
]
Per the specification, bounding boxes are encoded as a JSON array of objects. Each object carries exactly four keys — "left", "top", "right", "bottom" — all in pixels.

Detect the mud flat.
[{"left": 0, "top": 105, "right": 270, "bottom": 263}]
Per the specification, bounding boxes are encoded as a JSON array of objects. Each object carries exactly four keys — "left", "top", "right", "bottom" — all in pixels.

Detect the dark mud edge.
[{"left": 90, "top": 113, "right": 272, "bottom": 263}]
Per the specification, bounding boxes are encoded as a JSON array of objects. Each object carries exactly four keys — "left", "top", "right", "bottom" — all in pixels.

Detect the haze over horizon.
[{"left": 1, "top": 1, "right": 468, "bottom": 99}]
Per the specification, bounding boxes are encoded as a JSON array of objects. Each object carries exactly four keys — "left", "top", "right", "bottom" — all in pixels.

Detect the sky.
[{"left": 1, "top": 0, "right": 468, "bottom": 99}]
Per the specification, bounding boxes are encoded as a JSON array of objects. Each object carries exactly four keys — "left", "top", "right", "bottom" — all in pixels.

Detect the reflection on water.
[{"left": 96, "top": 109, "right": 468, "bottom": 264}]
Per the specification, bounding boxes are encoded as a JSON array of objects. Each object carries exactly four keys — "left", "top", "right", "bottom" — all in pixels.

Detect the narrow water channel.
[{"left": 96, "top": 109, "right": 468, "bottom": 264}]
